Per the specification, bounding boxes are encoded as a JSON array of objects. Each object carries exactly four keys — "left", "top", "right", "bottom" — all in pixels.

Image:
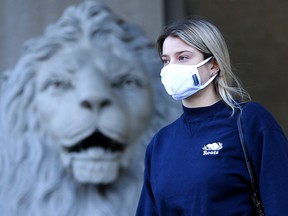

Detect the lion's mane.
[{"left": 0, "top": 1, "right": 181, "bottom": 216}]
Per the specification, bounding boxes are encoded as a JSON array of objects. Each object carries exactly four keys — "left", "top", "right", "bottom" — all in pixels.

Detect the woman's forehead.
[{"left": 162, "top": 36, "right": 199, "bottom": 56}]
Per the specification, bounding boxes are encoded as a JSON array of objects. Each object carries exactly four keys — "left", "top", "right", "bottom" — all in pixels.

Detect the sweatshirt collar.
[{"left": 182, "top": 100, "right": 229, "bottom": 122}]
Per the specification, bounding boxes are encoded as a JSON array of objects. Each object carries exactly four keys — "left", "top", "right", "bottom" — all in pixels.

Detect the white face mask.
[{"left": 160, "top": 57, "right": 217, "bottom": 100}]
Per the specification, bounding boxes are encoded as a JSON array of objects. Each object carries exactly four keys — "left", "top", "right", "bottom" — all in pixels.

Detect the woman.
[{"left": 136, "top": 18, "right": 288, "bottom": 216}]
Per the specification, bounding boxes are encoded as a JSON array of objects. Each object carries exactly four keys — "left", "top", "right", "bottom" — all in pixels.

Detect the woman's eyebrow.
[
  {"left": 176, "top": 50, "right": 193, "bottom": 54},
  {"left": 161, "top": 50, "right": 193, "bottom": 57}
]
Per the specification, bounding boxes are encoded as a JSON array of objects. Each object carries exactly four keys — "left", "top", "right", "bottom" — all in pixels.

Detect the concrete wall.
[
  {"left": 0, "top": 0, "right": 163, "bottom": 72},
  {"left": 0, "top": 0, "right": 80, "bottom": 71}
]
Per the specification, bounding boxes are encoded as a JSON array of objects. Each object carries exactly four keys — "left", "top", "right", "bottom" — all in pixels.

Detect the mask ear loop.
[
  {"left": 208, "top": 56, "right": 220, "bottom": 77},
  {"left": 199, "top": 56, "right": 217, "bottom": 88},
  {"left": 195, "top": 56, "right": 213, "bottom": 68}
]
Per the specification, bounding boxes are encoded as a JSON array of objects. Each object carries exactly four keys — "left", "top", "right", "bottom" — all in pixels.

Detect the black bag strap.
[{"left": 237, "top": 112, "right": 265, "bottom": 216}]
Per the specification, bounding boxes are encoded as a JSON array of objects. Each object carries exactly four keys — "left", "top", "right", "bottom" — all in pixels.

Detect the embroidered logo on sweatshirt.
[{"left": 202, "top": 142, "right": 223, "bottom": 155}]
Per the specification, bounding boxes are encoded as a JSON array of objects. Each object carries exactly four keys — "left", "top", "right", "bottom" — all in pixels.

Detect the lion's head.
[{"left": 0, "top": 1, "right": 181, "bottom": 215}]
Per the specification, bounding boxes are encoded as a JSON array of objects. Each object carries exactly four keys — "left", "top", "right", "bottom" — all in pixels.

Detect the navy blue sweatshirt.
[{"left": 136, "top": 100, "right": 288, "bottom": 216}]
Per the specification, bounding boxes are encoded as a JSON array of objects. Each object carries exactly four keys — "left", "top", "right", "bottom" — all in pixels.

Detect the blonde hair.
[{"left": 157, "top": 17, "right": 251, "bottom": 114}]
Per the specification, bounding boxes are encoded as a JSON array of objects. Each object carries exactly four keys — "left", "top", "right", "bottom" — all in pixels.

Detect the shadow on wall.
[
  {"left": 0, "top": 1, "right": 181, "bottom": 215},
  {"left": 184, "top": 0, "right": 288, "bottom": 135}
]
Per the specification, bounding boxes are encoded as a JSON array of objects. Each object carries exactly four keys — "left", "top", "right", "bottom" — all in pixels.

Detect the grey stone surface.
[{"left": 0, "top": 2, "right": 181, "bottom": 215}]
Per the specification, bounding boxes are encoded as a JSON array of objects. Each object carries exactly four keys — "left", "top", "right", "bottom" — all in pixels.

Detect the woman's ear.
[{"left": 210, "top": 58, "right": 220, "bottom": 76}]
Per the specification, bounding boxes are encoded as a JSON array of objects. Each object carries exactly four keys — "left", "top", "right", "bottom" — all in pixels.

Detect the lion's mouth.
[{"left": 64, "top": 130, "right": 125, "bottom": 153}]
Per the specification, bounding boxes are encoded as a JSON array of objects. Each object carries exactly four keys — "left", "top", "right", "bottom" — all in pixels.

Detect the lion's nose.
[
  {"left": 79, "top": 72, "right": 112, "bottom": 110},
  {"left": 80, "top": 84, "right": 112, "bottom": 110},
  {"left": 81, "top": 98, "right": 111, "bottom": 110}
]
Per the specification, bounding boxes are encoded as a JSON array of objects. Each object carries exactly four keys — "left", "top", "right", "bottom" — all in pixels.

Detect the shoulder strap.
[{"left": 237, "top": 112, "right": 265, "bottom": 216}]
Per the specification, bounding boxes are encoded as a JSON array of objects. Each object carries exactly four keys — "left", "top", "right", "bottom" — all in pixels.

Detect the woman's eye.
[
  {"left": 161, "top": 59, "right": 169, "bottom": 65},
  {"left": 179, "top": 56, "right": 189, "bottom": 61}
]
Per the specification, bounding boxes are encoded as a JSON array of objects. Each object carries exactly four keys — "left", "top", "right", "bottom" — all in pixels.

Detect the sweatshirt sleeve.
[
  {"left": 242, "top": 102, "right": 288, "bottom": 215},
  {"left": 136, "top": 138, "right": 158, "bottom": 216}
]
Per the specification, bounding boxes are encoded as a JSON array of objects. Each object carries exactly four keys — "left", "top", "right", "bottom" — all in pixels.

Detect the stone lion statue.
[{"left": 0, "top": 1, "right": 181, "bottom": 216}]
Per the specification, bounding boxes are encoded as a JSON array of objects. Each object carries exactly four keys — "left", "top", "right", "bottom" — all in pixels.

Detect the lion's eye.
[
  {"left": 42, "top": 79, "right": 73, "bottom": 92},
  {"left": 112, "top": 74, "right": 143, "bottom": 89}
]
